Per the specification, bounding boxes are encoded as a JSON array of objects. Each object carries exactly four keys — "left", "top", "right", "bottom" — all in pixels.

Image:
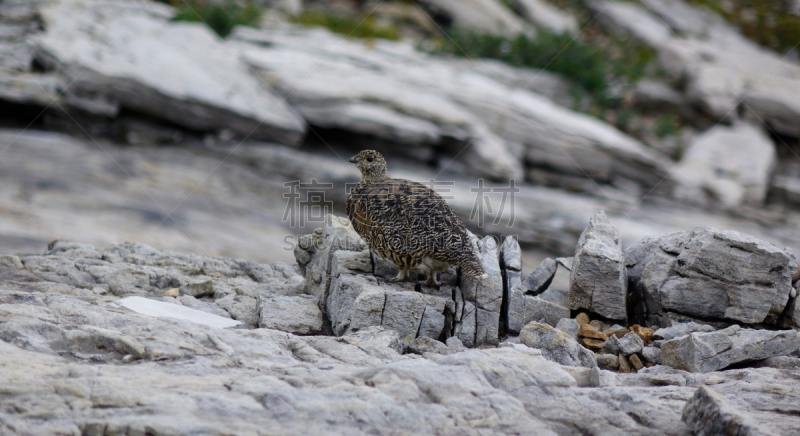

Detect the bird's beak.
[{"left": 348, "top": 156, "right": 357, "bottom": 164}]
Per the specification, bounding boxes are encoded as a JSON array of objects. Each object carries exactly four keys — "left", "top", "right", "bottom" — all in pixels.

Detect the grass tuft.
[{"left": 169, "top": 0, "right": 263, "bottom": 38}]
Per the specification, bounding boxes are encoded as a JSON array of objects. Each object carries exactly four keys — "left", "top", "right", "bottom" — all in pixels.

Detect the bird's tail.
[{"left": 461, "top": 258, "right": 488, "bottom": 279}]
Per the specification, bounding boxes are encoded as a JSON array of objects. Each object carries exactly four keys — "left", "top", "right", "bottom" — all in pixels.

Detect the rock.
[
  {"left": 163, "top": 288, "right": 179, "bottom": 298},
  {"left": 458, "top": 234, "right": 503, "bottom": 347},
  {"left": 522, "top": 258, "right": 558, "bottom": 296},
  {"left": 179, "top": 278, "right": 214, "bottom": 298},
  {"left": 784, "top": 294, "right": 800, "bottom": 329},
  {"left": 672, "top": 123, "right": 776, "bottom": 207},
  {"left": 661, "top": 326, "right": 800, "bottom": 373},
  {"left": 581, "top": 338, "right": 604, "bottom": 350},
  {"left": 629, "top": 354, "right": 644, "bottom": 371},
  {"left": 618, "top": 354, "right": 633, "bottom": 373},
  {"left": 587, "top": 0, "right": 671, "bottom": 48},
  {"left": 590, "top": 0, "right": 800, "bottom": 139},
  {"left": 618, "top": 332, "right": 645, "bottom": 356},
  {"left": 569, "top": 211, "right": 627, "bottom": 322},
  {"left": 175, "top": 295, "right": 231, "bottom": 319},
  {"left": 555, "top": 318, "right": 580, "bottom": 339},
  {"left": 641, "top": 347, "right": 662, "bottom": 365},
  {"left": 575, "top": 312, "right": 590, "bottom": 326},
  {"left": 596, "top": 353, "right": 619, "bottom": 371},
  {"left": 501, "top": 236, "right": 524, "bottom": 334},
  {"left": 753, "top": 356, "right": 800, "bottom": 370},
  {"left": 520, "top": 321, "right": 597, "bottom": 368},
  {"left": 509, "top": 256, "right": 569, "bottom": 332},
  {"left": 2, "top": 241, "right": 800, "bottom": 434},
  {"left": 682, "top": 386, "right": 769, "bottom": 436},
  {"left": 626, "top": 227, "right": 797, "bottom": 327},
  {"left": 630, "top": 325, "right": 655, "bottom": 343},
  {"left": 445, "top": 336, "right": 466, "bottom": 350},
  {"left": 416, "top": 0, "right": 530, "bottom": 36},
  {"left": 578, "top": 324, "right": 608, "bottom": 341},
  {"left": 513, "top": 0, "right": 578, "bottom": 35},
  {"left": 111, "top": 296, "right": 242, "bottom": 329},
  {"left": 602, "top": 335, "right": 620, "bottom": 356},
  {"left": 258, "top": 295, "right": 325, "bottom": 335},
  {"left": 654, "top": 322, "right": 716, "bottom": 341},
  {"left": 560, "top": 365, "right": 601, "bottom": 387},
  {"left": 34, "top": 0, "right": 305, "bottom": 143},
  {"left": 405, "top": 336, "right": 452, "bottom": 356}
]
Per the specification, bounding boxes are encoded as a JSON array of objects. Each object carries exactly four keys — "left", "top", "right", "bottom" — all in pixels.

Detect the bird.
[{"left": 345, "top": 150, "right": 488, "bottom": 286}]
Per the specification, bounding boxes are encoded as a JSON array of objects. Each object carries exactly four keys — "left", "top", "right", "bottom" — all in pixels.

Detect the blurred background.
[{"left": 1, "top": 0, "right": 800, "bottom": 277}]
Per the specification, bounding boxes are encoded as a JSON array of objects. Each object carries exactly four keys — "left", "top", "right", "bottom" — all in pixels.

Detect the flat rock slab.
[
  {"left": 661, "top": 325, "right": 800, "bottom": 373},
  {"left": 34, "top": 0, "right": 305, "bottom": 143},
  {"left": 111, "top": 296, "right": 242, "bottom": 329},
  {"left": 682, "top": 386, "right": 768, "bottom": 436}
]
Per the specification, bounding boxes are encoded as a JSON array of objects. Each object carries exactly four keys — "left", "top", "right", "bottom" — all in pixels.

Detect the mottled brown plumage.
[{"left": 346, "top": 150, "right": 487, "bottom": 286}]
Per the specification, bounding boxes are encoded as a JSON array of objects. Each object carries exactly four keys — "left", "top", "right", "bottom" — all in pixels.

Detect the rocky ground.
[{"left": 2, "top": 0, "right": 800, "bottom": 434}]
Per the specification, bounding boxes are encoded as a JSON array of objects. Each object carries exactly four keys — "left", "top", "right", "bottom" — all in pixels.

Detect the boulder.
[
  {"left": 258, "top": 295, "right": 325, "bottom": 335},
  {"left": 617, "top": 332, "right": 644, "bottom": 356},
  {"left": 672, "top": 123, "right": 776, "bottom": 207},
  {"left": 569, "top": 211, "right": 627, "bottom": 322},
  {"left": 520, "top": 321, "right": 597, "bottom": 368},
  {"left": 661, "top": 326, "right": 800, "bottom": 373},
  {"left": 625, "top": 227, "right": 796, "bottom": 327},
  {"left": 34, "top": 0, "right": 305, "bottom": 143},
  {"left": 682, "top": 387, "right": 768, "bottom": 436}
]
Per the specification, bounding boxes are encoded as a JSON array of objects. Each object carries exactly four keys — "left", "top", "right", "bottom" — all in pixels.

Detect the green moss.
[
  {"left": 686, "top": 0, "right": 800, "bottom": 53},
  {"left": 170, "top": 0, "right": 263, "bottom": 38},
  {"left": 292, "top": 11, "right": 400, "bottom": 41}
]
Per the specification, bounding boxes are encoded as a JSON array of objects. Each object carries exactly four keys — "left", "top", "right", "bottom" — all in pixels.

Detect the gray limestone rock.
[
  {"left": 641, "top": 346, "right": 662, "bottom": 365},
  {"left": 34, "top": 0, "right": 305, "bottom": 143},
  {"left": 602, "top": 335, "right": 621, "bottom": 356},
  {"left": 258, "top": 294, "right": 325, "bottom": 335},
  {"left": 569, "top": 211, "right": 627, "bottom": 322},
  {"left": 596, "top": 353, "right": 619, "bottom": 371},
  {"left": 753, "top": 356, "right": 800, "bottom": 370},
  {"left": 618, "top": 331, "right": 645, "bottom": 356},
  {"left": 555, "top": 318, "right": 580, "bottom": 339},
  {"left": 654, "top": 322, "right": 717, "bottom": 341},
  {"left": 672, "top": 123, "right": 776, "bottom": 207},
  {"left": 661, "top": 326, "right": 800, "bottom": 373},
  {"left": 458, "top": 234, "right": 503, "bottom": 347},
  {"left": 626, "top": 227, "right": 797, "bottom": 327},
  {"left": 682, "top": 386, "right": 768, "bottom": 436},
  {"left": 520, "top": 321, "right": 597, "bottom": 368}
]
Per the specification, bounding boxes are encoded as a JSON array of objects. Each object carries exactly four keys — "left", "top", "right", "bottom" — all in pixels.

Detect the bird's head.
[{"left": 348, "top": 150, "right": 388, "bottom": 182}]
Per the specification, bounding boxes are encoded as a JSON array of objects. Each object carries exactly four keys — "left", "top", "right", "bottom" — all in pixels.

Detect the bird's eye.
[{"left": 367, "top": 157, "right": 374, "bottom": 162}]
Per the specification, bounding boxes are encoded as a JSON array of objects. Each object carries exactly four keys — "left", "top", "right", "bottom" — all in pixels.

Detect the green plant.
[
  {"left": 434, "top": 29, "right": 658, "bottom": 106},
  {"left": 169, "top": 0, "right": 263, "bottom": 38},
  {"left": 686, "top": 0, "right": 800, "bottom": 53},
  {"left": 655, "top": 113, "right": 680, "bottom": 138},
  {"left": 292, "top": 11, "right": 400, "bottom": 41}
]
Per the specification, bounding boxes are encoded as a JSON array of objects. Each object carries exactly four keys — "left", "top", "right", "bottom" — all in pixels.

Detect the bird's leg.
[
  {"left": 422, "top": 272, "right": 440, "bottom": 287},
  {"left": 389, "top": 269, "right": 408, "bottom": 283}
]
